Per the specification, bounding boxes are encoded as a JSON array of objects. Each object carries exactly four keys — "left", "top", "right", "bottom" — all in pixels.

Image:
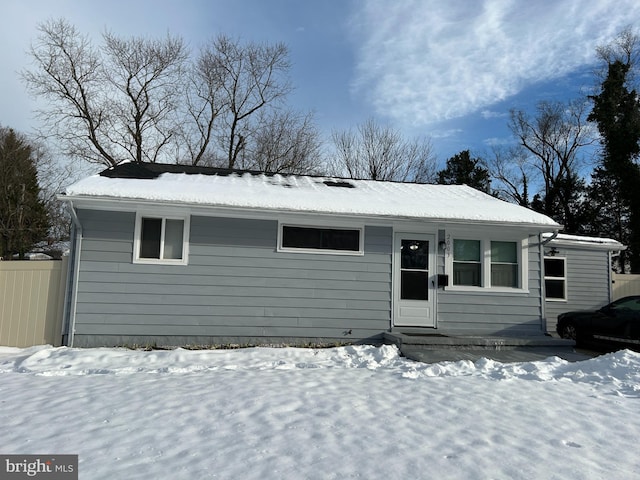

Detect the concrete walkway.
[{"left": 383, "top": 332, "right": 596, "bottom": 364}]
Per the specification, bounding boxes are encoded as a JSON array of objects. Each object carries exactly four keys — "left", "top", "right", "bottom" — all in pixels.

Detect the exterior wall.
[
  {"left": 435, "top": 236, "right": 544, "bottom": 336},
  {"left": 0, "top": 258, "right": 68, "bottom": 347},
  {"left": 71, "top": 209, "right": 392, "bottom": 347},
  {"left": 544, "top": 246, "right": 612, "bottom": 333},
  {"left": 612, "top": 273, "right": 640, "bottom": 300}
]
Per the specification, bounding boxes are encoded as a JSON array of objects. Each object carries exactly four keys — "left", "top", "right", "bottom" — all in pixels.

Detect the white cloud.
[
  {"left": 350, "top": 0, "right": 640, "bottom": 125},
  {"left": 480, "top": 110, "right": 507, "bottom": 120}
]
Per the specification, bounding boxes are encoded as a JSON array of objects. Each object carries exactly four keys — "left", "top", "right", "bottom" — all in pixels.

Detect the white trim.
[
  {"left": 445, "top": 231, "right": 530, "bottom": 293},
  {"left": 392, "top": 231, "right": 437, "bottom": 328},
  {"left": 133, "top": 212, "right": 190, "bottom": 265},
  {"left": 277, "top": 221, "right": 365, "bottom": 256},
  {"left": 59, "top": 194, "right": 559, "bottom": 230}
]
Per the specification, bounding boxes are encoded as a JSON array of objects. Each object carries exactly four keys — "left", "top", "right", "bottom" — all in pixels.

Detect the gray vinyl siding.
[
  {"left": 545, "top": 247, "right": 612, "bottom": 334},
  {"left": 435, "top": 236, "right": 544, "bottom": 336},
  {"left": 72, "top": 209, "right": 392, "bottom": 347}
]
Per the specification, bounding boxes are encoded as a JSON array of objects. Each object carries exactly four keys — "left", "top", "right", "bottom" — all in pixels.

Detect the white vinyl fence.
[
  {"left": 612, "top": 273, "right": 640, "bottom": 300},
  {"left": 0, "top": 258, "right": 68, "bottom": 347}
]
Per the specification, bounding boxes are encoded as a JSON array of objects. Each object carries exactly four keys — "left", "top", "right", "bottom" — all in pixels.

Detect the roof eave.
[{"left": 58, "top": 193, "right": 561, "bottom": 231}]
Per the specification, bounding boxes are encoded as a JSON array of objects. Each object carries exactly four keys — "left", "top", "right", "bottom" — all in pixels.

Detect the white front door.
[{"left": 393, "top": 233, "right": 436, "bottom": 327}]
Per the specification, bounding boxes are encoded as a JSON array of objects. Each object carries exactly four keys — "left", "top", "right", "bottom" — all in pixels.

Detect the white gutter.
[
  {"left": 60, "top": 200, "right": 82, "bottom": 347},
  {"left": 60, "top": 194, "right": 562, "bottom": 231},
  {"left": 540, "top": 229, "right": 560, "bottom": 246}
]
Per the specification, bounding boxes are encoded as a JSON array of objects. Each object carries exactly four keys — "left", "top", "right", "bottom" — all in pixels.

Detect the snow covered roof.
[
  {"left": 63, "top": 163, "right": 560, "bottom": 228},
  {"left": 544, "top": 233, "right": 626, "bottom": 251}
]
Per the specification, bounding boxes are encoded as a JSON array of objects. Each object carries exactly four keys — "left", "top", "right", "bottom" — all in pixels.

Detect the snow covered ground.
[{"left": 1, "top": 344, "right": 639, "bottom": 479}]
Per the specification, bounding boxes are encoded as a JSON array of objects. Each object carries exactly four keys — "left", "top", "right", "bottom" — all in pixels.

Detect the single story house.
[
  {"left": 59, "top": 162, "right": 582, "bottom": 348},
  {"left": 542, "top": 233, "right": 625, "bottom": 334}
]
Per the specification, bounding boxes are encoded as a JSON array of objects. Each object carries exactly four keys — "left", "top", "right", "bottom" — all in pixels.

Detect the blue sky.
[{"left": 3, "top": 0, "right": 640, "bottom": 168}]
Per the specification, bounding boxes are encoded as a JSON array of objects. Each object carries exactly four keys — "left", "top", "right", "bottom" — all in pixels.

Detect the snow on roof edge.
[
  {"left": 544, "top": 233, "right": 625, "bottom": 250},
  {"left": 64, "top": 169, "right": 561, "bottom": 228}
]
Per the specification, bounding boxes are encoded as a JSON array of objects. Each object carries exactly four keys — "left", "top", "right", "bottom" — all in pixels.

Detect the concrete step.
[
  {"left": 383, "top": 332, "right": 590, "bottom": 363},
  {"left": 383, "top": 332, "right": 575, "bottom": 349}
]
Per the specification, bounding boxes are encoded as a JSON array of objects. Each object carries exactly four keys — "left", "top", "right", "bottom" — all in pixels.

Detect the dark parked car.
[{"left": 556, "top": 296, "right": 640, "bottom": 350}]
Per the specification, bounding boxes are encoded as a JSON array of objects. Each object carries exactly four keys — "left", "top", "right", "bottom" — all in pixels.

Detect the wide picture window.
[
  {"left": 280, "top": 225, "right": 362, "bottom": 253},
  {"left": 136, "top": 216, "right": 187, "bottom": 263}
]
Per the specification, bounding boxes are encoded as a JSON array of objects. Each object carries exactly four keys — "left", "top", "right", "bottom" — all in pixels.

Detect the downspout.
[
  {"left": 538, "top": 229, "right": 559, "bottom": 334},
  {"left": 608, "top": 250, "right": 613, "bottom": 303},
  {"left": 61, "top": 200, "right": 82, "bottom": 347}
]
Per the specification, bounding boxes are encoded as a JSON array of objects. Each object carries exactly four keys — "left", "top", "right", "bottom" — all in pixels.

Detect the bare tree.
[
  {"left": 487, "top": 145, "right": 533, "bottom": 206},
  {"left": 508, "top": 100, "right": 594, "bottom": 226},
  {"left": 101, "top": 31, "right": 188, "bottom": 163},
  {"left": 329, "top": 118, "right": 436, "bottom": 182},
  {"left": 23, "top": 19, "right": 188, "bottom": 166},
  {"left": 177, "top": 41, "right": 229, "bottom": 165},
  {"left": 208, "top": 35, "right": 292, "bottom": 169},
  {"left": 245, "top": 109, "right": 322, "bottom": 174},
  {"left": 24, "top": 22, "right": 304, "bottom": 171}
]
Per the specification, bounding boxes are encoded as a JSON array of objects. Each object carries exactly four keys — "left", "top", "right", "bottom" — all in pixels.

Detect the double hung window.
[
  {"left": 450, "top": 236, "right": 524, "bottom": 290},
  {"left": 491, "top": 241, "right": 518, "bottom": 288},
  {"left": 453, "top": 239, "right": 481, "bottom": 286},
  {"left": 134, "top": 214, "right": 189, "bottom": 264},
  {"left": 544, "top": 257, "right": 566, "bottom": 300}
]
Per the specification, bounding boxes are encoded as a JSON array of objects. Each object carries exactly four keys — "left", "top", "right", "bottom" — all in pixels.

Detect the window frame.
[
  {"left": 544, "top": 256, "right": 567, "bottom": 301},
  {"left": 491, "top": 240, "right": 520, "bottom": 288},
  {"left": 277, "top": 222, "right": 364, "bottom": 256},
  {"left": 133, "top": 213, "right": 190, "bottom": 265},
  {"left": 452, "top": 238, "right": 482, "bottom": 287},
  {"left": 445, "top": 233, "right": 528, "bottom": 293}
]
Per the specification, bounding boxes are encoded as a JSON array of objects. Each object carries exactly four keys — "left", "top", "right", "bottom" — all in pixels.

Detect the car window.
[{"left": 612, "top": 297, "right": 640, "bottom": 312}]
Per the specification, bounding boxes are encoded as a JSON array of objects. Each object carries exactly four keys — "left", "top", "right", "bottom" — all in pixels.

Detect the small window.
[
  {"left": 453, "top": 239, "right": 481, "bottom": 286},
  {"left": 280, "top": 225, "right": 362, "bottom": 254},
  {"left": 491, "top": 241, "right": 518, "bottom": 288},
  {"left": 544, "top": 257, "right": 566, "bottom": 300},
  {"left": 135, "top": 215, "right": 188, "bottom": 264}
]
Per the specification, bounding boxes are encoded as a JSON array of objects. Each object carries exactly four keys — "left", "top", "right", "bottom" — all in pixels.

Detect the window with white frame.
[
  {"left": 279, "top": 225, "right": 363, "bottom": 254},
  {"left": 453, "top": 239, "right": 481, "bottom": 286},
  {"left": 134, "top": 214, "right": 189, "bottom": 264},
  {"left": 544, "top": 257, "right": 566, "bottom": 300},
  {"left": 491, "top": 241, "right": 519, "bottom": 288},
  {"left": 448, "top": 236, "right": 525, "bottom": 290}
]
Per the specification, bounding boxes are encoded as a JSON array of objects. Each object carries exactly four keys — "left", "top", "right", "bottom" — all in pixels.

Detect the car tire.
[{"left": 560, "top": 323, "right": 578, "bottom": 341}]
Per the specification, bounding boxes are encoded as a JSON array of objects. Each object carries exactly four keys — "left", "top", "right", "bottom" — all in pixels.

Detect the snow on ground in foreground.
[{"left": 0, "top": 345, "right": 639, "bottom": 479}]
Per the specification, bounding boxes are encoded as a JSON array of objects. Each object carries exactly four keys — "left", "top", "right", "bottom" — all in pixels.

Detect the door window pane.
[
  {"left": 401, "top": 271, "right": 429, "bottom": 300},
  {"left": 401, "top": 240, "right": 428, "bottom": 269}
]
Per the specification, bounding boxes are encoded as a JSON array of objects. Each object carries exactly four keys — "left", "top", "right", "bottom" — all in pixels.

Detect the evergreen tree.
[
  {"left": 588, "top": 59, "right": 640, "bottom": 271},
  {"left": 580, "top": 167, "right": 630, "bottom": 272},
  {"left": 437, "top": 150, "right": 491, "bottom": 193},
  {"left": 0, "top": 128, "right": 50, "bottom": 259}
]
